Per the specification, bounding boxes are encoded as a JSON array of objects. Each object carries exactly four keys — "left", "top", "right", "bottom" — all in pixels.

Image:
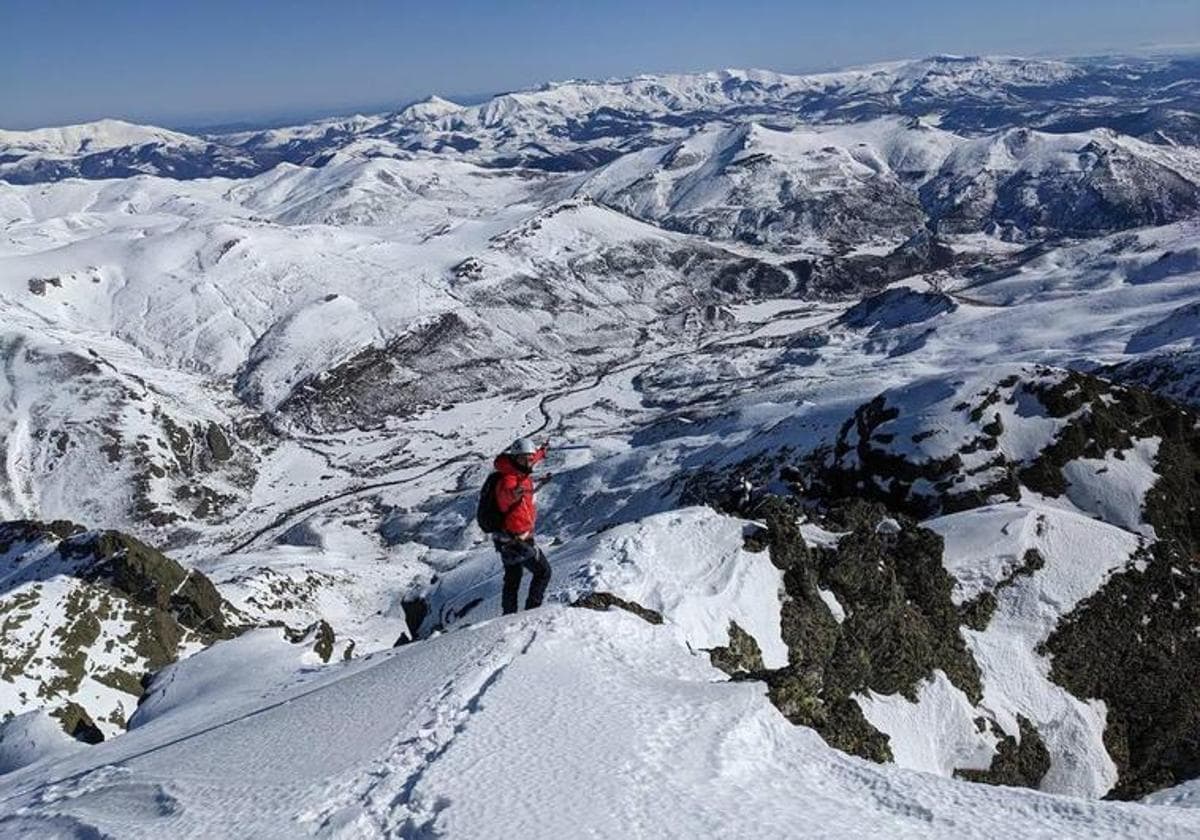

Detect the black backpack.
[{"left": 476, "top": 471, "right": 509, "bottom": 534}]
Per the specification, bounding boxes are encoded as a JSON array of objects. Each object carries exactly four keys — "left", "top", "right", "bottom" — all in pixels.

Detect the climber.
[{"left": 478, "top": 437, "right": 552, "bottom": 615}]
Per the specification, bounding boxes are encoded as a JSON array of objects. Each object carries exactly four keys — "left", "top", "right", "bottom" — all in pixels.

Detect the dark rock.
[
  {"left": 1042, "top": 541, "right": 1200, "bottom": 799},
  {"left": 708, "top": 621, "right": 765, "bottom": 675},
  {"left": 401, "top": 596, "right": 430, "bottom": 642},
  {"left": 285, "top": 620, "right": 336, "bottom": 663},
  {"left": 205, "top": 422, "right": 233, "bottom": 462},
  {"left": 63, "top": 531, "right": 231, "bottom": 638},
  {"left": 956, "top": 716, "right": 1051, "bottom": 788},
  {"left": 52, "top": 702, "right": 104, "bottom": 745},
  {"left": 571, "top": 592, "right": 664, "bottom": 624}
]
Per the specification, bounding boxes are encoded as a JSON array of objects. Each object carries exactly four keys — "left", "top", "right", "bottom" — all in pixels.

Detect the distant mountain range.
[{"left": 3, "top": 54, "right": 1198, "bottom": 184}]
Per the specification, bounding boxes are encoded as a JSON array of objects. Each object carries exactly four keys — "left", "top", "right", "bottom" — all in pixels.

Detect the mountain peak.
[
  {"left": 399, "top": 94, "right": 464, "bottom": 121},
  {"left": 0, "top": 118, "right": 201, "bottom": 154}
]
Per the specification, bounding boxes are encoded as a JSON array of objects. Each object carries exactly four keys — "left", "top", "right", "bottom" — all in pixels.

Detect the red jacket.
[{"left": 493, "top": 447, "right": 546, "bottom": 537}]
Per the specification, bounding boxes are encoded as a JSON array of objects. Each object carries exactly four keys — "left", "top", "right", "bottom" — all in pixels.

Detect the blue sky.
[{"left": 2, "top": 0, "right": 1197, "bottom": 129}]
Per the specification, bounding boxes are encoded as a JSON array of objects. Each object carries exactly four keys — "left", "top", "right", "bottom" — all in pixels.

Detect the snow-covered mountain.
[
  {"left": 4, "top": 54, "right": 1198, "bottom": 184},
  {"left": 2, "top": 51, "right": 1200, "bottom": 837},
  {"left": 580, "top": 118, "right": 1200, "bottom": 248},
  {"left": 0, "top": 119, "right": 261, "bottom": 184}
]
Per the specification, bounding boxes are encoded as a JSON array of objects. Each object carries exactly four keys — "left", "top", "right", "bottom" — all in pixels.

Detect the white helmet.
[{"left": 508, "top": 438, "right": 538, "bottom": 455}]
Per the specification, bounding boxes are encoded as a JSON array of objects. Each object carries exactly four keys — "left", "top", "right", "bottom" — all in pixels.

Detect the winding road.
[{"left": 221, "top": 305, "right": 842, "bottom": 555}]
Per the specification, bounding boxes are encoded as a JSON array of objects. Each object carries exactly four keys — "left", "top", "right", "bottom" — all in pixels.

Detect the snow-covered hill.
[
  {"left": 0, "top": 119, "right": 261, "bottom": 184},
  {"left": 581, "top": 118, "right": 1200, "bottom": 249}
]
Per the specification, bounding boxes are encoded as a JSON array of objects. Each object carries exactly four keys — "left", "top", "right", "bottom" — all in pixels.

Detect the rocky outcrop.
[
  {"left": 0, "top": 521, "right": 242, "bottom": 739},
  {"left": 720, "top": 365, "right": 1200, "bottom": 797},
  {"left": 1034, "top": 393, "right": 1200, "bottom": 798},
  {"left": 732, "top": 499, "right": 983, "bottom": 766},
  {"left": 707, "top": 621, "right": 765, "bottom": 675},
  {"left": 572, "top": 592, "right": 664, "bottom": 625},
  {"left": 813, "top": 365, "right": 1194, "bottom": 524},
  {"left": 956, "top": 716, "right": 1051, "bottom": 789}
]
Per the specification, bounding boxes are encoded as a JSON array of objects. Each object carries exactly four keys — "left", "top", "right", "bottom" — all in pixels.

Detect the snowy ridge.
[
  {"left": 921, "top": 500, "right": 1145, "bottom": 797},
  {"left": 3, "top": 536, "right": 1200, "bottom": 837}
]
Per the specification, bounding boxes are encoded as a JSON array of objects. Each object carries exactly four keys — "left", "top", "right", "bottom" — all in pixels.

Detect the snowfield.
[{"left": 2, "top": 570, "right": 1199, "bottom": 838}]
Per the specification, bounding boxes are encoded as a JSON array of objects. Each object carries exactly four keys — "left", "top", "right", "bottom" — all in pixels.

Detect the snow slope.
[
  {"left": 3, "top": 605, "right": 1199, "bottom": 838},
  {"left": 927, "top": 501, "right": 1144, "bottom": 797}
]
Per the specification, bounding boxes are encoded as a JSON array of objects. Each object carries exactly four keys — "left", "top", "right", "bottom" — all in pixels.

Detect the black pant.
[{"left": 496, "top": 536, "right": 551, "bottom": 615}]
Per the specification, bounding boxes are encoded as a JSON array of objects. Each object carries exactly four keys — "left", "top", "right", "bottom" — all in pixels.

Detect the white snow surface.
[
  {"left": 2, "top": 606, "right": 1198, "bottom": 839},
  {"left": 419, "top": 507, "right": 789, "bottom": 669},
  {"left": 856, "top": 671, "right": 998, "bottom": 777},
  {"left": 929, "top": 500, "right": 1144, "bottom": 797},
  {"left": 0, "top": 711, "right": 84, "bottom": 776},
  {"left": 565, "top": 507, "right": 790, "bottom": 667},
  {"left": 0, "top": 119, "right": 203, "bottom": 155}
]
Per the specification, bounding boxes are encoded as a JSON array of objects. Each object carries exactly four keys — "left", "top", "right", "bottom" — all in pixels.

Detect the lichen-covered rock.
[
  {"left": 708, "top": 621, "right": 765, "bottom": 675},
  {"left": 50, "top": 701, "right": 104, "bottom": 745},
  {"left": 733, "top": 502, "right": 982, "bottom": 765},
  {"left": 62, "top": 530, "right": 232, "bottom": 638},
  {"left": 764, "top": 669, "right": 894, "bottom": 763},
  {"left": 284, "top": 619, "right": 337, "bottom": 663},
  {"left": 1042, "top": 541, "right": 1200, "bottom": 799},
  {"left": 956, "top": 716, "right": 1051, "bottom": 789},
  {"left": 0, "top": 520, "right": 242, "bottom": 741},
  {"left": 821, "top": 524, "right": 983, "bottom": 703},
  {"left": 746, "top": 364, "right": 1200, "bottom": 796},
  {"left": 811, "top": 365, "right": 1188, "bottom": 526}
]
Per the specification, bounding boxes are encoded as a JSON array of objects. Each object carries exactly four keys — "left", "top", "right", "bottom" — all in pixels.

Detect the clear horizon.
[{"left": 3, "top": 0, "right": 1198, "bottom": 131}]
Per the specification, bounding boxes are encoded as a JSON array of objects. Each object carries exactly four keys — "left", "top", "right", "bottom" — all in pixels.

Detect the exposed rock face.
[
  {"left": 51, "top": 701, "right": 105, "bottom": 745},
  {"left": 707, "top": 621, "right": 765, "bottom": 676},
  {"left": 720, "top": 365, "right": 1200, "bottom": 797},
  {"left": 0, "top": 521, "right": 240, "bottom": 738},
  {"left": 283, "top": 619, "right": 337, "bottom": 663},
  {"left": 63, "top": 531, "right": 231, "bottom": 638},
  {"left": 815, "top": 364, "right": 1192, "bottom": 523},
  {"left": 1042, "top": 541, "right": 1200, "bottom": 799},
  {"left": 735, "top": 499, "right": 984, "bottom": 767},
  {"left": 956, "top": 716, "right": 1051, "bottom": 789},
  {"left": 1034, "top": 387, "right": 1200, "bottom": 798}
]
